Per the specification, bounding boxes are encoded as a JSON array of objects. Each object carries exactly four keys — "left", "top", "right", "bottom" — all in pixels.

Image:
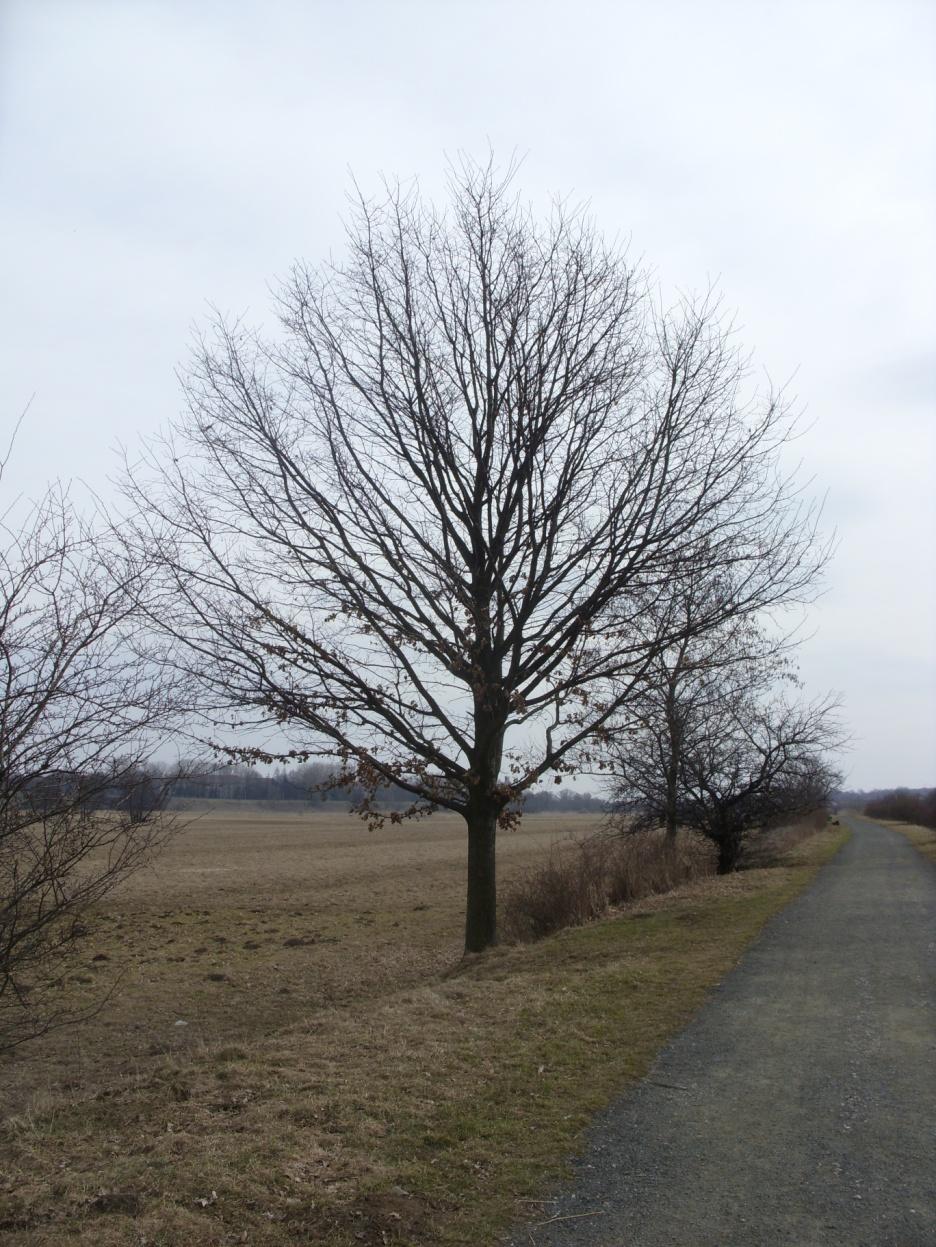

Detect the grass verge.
[
  {"left": 875, "top": 818, "right": 936, "bottom": 865},
  {"left": 0, "top": 825, "right": 847, "bottom": 1247}
]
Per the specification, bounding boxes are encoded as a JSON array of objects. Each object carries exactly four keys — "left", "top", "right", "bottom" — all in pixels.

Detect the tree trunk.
[
  {"left": 464, "top": 804, "right": 498, "bottom": 952},
  {"left": 716, "top": 827, "right": 743, "bottom": 874},
  {"left": 663, "top": 681, "right": 682, "bottom": 844},
  {"left": 663, "top": 772, "right": 679, "bottom": 842}
]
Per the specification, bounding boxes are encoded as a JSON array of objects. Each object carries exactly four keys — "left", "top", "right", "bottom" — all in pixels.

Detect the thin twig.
[{"left": 532, "top": 1210, "right": 605, "bottom": 1227}]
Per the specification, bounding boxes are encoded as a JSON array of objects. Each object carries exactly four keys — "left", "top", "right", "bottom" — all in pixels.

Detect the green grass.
[{"left": 1, "top": 826, "right": 848, "bottom": 1247}]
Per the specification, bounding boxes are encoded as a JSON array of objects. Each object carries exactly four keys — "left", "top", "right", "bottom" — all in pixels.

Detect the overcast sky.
[{"left": 2, "top": 0, "right": 933, "bottom": 789}]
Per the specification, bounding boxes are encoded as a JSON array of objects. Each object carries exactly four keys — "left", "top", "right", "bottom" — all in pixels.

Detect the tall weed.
[{"left": 502, "top": 830, "right": 715, "bottom": 942}]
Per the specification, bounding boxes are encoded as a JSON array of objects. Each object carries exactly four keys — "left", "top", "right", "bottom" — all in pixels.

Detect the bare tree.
[
  {"left": 611, "top": 570, "right": 798, "bottom": 841},
  {"left": 124, "top": 157, "right": 830, "bottom": 952},
  {"left": 0, "top": 447, "right": 181, "bottom": 1049},
  {"left": 613, "top": 661, "right": 843, "bottom": 873},
  {"left": 681, "top": 694, "right": 843, "bottom": 872}
]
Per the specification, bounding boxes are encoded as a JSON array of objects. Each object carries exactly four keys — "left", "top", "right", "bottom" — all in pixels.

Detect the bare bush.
[
  {"left": 742, "top": 807, "right": 831, "bottom": 867},
  {"left": 865, "top": 789, "right": 936, "bottom": 829},
  {"left": 502, "top": 838, "right": 612, "bottom": 941},
  {"left": 605, "top": 830, "right": 714, "bottom": 905},
  {"left": 0, "top": 445, "right": 182, "bottom": 1050},
  {"left": 501, "top": 830, "right": 714, "bottom": 942}
]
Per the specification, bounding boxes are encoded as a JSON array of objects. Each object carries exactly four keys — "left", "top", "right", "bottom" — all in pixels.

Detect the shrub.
[
  {"left": 501, "top": 830, "right": 715, "bottom": 943},
  {"left": 743, "top": 808, "right": 830, "bottom": 867},
  {"left": 501, "top": 838, "right": 612, "bottom": 942},
  {"left": 864, "top": 789, "right": 936, "bottom": 829},
  {"left": 605, "top": 831, "right": 714, "bottom": 905}
]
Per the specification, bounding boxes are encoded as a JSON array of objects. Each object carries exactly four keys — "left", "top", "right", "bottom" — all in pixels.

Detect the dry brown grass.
[
  {"left": 0, "top": 806, "right": 848, "bottom": 1246},
  {"left": 874, "top": 818, "right": 936, "bottom": 865},
  {"left": 741, "top": 809, "right": 831, "bottom": 867},
  {"left": 502, "top": 829, "right": 715, "bottom": 940},
  {"left": 2, "top": 807, "right": 600, "bottom": 1116}
]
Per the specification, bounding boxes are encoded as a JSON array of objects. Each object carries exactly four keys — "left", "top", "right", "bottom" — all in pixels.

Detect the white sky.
[{"left": 2, "top": 0, "right": 934, "bottom": 789}]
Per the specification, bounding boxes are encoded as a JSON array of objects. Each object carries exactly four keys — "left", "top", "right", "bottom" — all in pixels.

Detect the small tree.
[
  {"left": 126, "top": 157, "right": 830, "bottom": 951},
  {"left": 0, "top": 452, "right": 180, "bottom": 1049},
  {"left": 611, "top": 572, "right": 792, "bottom": 841},
  {"left": 614, "top": 666, "right": 842, "bottom": 872},
  {"left": 679, "top": 695, "right": 842, "bottom": 871}
]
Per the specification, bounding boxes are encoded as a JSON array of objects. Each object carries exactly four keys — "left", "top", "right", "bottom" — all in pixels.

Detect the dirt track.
[{"left": 509, "top": 814, "right": 936, "bottom": 1246}]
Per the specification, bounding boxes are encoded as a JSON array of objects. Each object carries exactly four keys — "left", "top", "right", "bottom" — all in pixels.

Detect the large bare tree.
[
  {"left": 125, "top": 158, "right": 830, "bottom": 951},
  {"left": 0, "top": 442, "right": 180, "bottom": 1049}
]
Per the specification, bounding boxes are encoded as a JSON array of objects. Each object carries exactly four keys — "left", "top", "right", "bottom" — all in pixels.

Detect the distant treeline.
[
  {"left": 863, "top": 788, "right": 936, "bottom": 829},
  {"left": 837, "top": 786, "right": 930, "bottom": 807},
  {"left": 160, "top": 763, "right": 608, "bottom": 814}
]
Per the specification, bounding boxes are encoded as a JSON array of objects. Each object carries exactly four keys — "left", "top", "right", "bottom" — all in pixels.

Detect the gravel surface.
[{"left": 507, "top": 816, "right": 936, "bottom": 1247}]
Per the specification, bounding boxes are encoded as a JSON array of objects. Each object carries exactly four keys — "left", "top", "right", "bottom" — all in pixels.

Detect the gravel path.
[{"left": 508, "top": 815, "right": 936, "bottom": 1247}]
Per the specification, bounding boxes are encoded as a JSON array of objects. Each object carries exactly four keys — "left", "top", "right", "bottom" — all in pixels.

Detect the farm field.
[
  {"left": 0, "top": 807, "right": 847, "bottom": 1246},
  {"left": 3, "top": 805, "right": 602, "bottom": 1115}
]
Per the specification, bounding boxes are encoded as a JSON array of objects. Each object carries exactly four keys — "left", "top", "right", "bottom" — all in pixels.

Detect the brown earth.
[
  {"left": 0, "top": 809, "right": 845, "bottom": 1246},
  {"left": 2, "top": 805, "right": 601, "bottom": 1116}
]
